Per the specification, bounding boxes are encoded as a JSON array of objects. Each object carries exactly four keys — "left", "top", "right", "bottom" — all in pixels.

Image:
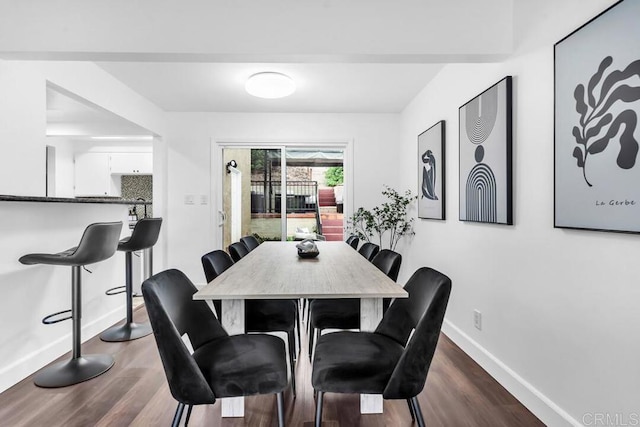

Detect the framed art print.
[
  {"left": 418, "top": 120, "right": 445, "bottom": 220},
  {"left": 459, "top": 76, "right": 513, "bottom": 225},
  {"left": 555, "top": 0, "right": 640, "bottom": 233}
]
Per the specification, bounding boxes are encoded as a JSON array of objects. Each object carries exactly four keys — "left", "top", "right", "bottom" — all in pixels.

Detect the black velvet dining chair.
[
  {"left": 142, "top": 269, "right": 287, "bottom": 427},
  {"left": 240, "top": 235, "right": 260, "bottom": 252},
  {"left": 311, "top": 267, "right": 452, "bottom": 427},
  {"left": 228, "top": 241, "right": 249, "bottom": 262},
  {"left": 358, "top": 242, "right": 380, "bottom": 261},
  {"left": 200, "top": 249, "right": 234, "bottom": 318},
  {"left": 201, "top": 249, "right": 299, "bottom": 396},
  {"left": 345, "top": 235, "right": 359, "bottom": 249},
  {"left": 308, "top": 249, "right": 402, "bottom": 357}
]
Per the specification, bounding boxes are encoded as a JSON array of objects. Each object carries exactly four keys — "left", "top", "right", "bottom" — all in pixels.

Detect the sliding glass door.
[{"left": 220, "top": 145, "right": 345, "bottom": 249}]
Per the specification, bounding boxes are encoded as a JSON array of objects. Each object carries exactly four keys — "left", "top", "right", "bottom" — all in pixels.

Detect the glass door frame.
[{"left": 211, "top": 139, "right": 353, "bottom": 249}]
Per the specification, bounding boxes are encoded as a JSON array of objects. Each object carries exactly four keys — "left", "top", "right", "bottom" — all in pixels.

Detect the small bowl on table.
[
  {"left": 298, "top": 250, "right": 319, "bottom": 259},
  {"left": 296, "top": 239, "right": 319, "bottom": 259}
]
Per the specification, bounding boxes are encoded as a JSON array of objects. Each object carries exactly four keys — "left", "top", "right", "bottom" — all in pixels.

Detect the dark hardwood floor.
[{"left": 0, "top": 305, "right": 544, "bottom": 426}]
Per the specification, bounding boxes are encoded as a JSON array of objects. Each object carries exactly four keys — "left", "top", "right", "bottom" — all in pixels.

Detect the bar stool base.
[
  {"left": 34, "top": 354, "right": 114, "bottom": 388},
  {"left": 100, "top": 322, "right": 152, "bottom": 342}
]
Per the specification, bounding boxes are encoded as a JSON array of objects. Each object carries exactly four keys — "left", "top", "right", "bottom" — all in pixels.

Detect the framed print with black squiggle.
[
  {"left": 418, "top": 121, "right": 445, "bottom": 220},
  {"left": 555, "top": 0, "right": 640, "bottom": 233},
  {"left": 459, "top": 76, "right": 513, "bottom": 225}
]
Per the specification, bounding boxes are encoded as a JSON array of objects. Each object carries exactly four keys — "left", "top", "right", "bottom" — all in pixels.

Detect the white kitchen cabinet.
[
  {"left": 74, "top": 152, "right": 120, "bottom": 197},
  {"left": 110, "top": 152, "right": 152, "bottom": 174}
]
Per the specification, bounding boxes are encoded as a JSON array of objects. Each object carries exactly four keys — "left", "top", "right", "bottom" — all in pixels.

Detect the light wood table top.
[{"left": 194, "top": 241, "right": 407, "bottom": 301}]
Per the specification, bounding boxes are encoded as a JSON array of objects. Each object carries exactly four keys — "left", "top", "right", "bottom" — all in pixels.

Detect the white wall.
[
  {"left": 0, "top": 61, "right": 47, "bottom": 196},
  {"left": 398, "top": 0, "right": 638, "bottom": 425},
  {"left": 163, "top": 113, "right": 401, "bottom": 283},
  {"left": 48, "top": 137, "right": 75, "bottom": 198}
]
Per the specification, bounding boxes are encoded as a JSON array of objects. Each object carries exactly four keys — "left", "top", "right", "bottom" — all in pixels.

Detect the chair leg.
[
  {"left": 287, "top": 331, "right": 297, "bottom": 397},
  {"left": 276, "top": 391, "right": 285, "bottom": 427},
  {"left": 305, "top": 302, "right": 312, "bottom": 333},
  {"left": 315, "top": 390, "right": 324, "bottom": 427},
  {"left": 35, "top": 266, "right": 114, "bottom": 388},
  {"left": 309, "top": 327, "right": 320, "bottom": 362},
  {"left": 410, "top": 397, "right": 425, "bottom": 427},
  {"left": 308, "top": 327, "right": 315, "bottom": 361},
  {"left": 185, "top": 404, "right": 193, "bottom": 426},
  {"left": 100, "top": 251, "right": 152, "bottom": 342},
  {"left": 295, "top": 310, "right": 301, "bottom": 359},
  {"left": 171, "top": 402, "right": 185, "bottom": 427},
  {"left": 407, "top": 398, "right": 415, "bottom": 421},
  {"left": 71, "top": 266, "right": 82, "bottom": 360}
]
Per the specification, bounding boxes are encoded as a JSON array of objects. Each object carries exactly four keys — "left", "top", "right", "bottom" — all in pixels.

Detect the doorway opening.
[{"left": 221, "top": 146, "right": 345, "bottom": 249}]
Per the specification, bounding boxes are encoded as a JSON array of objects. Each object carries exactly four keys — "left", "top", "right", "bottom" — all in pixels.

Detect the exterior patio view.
[{"left": 223, "top": 148, "right": 344, "bottom": 248}]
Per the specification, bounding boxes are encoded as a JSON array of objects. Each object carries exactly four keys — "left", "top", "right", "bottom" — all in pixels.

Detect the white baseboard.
[
  {"left": 0, "top": 306, "right": 125, "bottom": 394},
  {"left": 442, "top": 320, "right": 581, "bottom": 427}
]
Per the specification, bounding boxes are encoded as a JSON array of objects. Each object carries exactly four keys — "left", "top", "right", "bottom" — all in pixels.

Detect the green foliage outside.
[
  {"left": 325, "top": 167, "right": 344, "bottom": 187},
  {"left": 251, "top": 149, "right": 267, "bottom": 174}
]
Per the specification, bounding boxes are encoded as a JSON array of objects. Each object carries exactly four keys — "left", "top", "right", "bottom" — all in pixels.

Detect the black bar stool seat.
[
  {"left": 101, "top": 217, "right": 162, "bottom": 342},
  {"left": 19, "top": 221, "right": 123, "bottom": 388}
]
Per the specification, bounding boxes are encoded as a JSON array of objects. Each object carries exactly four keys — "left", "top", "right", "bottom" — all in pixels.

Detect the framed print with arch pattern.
[{"left": 459, "top": 76, "right": 513, "bottom": 225}]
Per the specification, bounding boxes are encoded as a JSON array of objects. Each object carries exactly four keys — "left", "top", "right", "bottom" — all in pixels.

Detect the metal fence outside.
[{"left": 250, "top": 180, "right": 318, "bottom": 213}]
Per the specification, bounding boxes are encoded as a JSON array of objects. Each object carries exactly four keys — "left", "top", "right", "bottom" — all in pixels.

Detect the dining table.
[{"left": 193, "top": 241, "right": 408, "bottom": 418}]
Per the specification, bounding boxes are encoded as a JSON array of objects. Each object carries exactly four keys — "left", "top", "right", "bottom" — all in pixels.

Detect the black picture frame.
[
  {"left": 554, "top": 0, "right": 640, "bottom": 233},
  {"left": 418, "top": 120, "right": 445, "bottom": 220},
  {"left": 459, "top": 76, "right": 513, "bottom": 225}
]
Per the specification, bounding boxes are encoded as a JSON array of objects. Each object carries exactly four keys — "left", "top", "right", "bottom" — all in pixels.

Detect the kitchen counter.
[{"left": 0, "top": 194, "right": 152, "bottom": 205}]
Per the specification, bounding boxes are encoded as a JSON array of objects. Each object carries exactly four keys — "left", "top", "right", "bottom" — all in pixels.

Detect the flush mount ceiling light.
[{"left": 245, "top": 72, "right": 296, "bottom": 99}]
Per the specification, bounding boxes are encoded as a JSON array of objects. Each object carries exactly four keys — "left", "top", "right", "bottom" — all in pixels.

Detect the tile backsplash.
[{"left": 121, "top": 175, "right": 153, "bottom": 218}]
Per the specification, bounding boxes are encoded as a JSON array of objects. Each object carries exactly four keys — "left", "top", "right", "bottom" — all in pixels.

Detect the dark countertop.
[{"left": 0, "top": 195, "right": 152, "bottom": 205}]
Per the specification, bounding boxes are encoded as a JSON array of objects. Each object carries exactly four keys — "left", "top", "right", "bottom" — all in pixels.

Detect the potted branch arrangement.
[{"left": 346, "top": 186, "right": 417, "bottom": 251}]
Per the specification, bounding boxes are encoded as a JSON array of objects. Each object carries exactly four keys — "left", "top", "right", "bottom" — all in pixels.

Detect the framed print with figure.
[{"left": 418, "top": 121, "right": 445, "bottom": 220}]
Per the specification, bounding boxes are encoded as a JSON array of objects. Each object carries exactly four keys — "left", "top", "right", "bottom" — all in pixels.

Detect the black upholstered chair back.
[
  {"left": 240, "top": 235, "right": 260, "bottom": 252},
  {"left": 371, "top": 249, "right": 402, "bottom": 281},
  {"left": 228, "top": 242, "right": 249, "bottom": 262},
  {"left": 72, "top": 222, "right": 123, "bottom": 265},
  {"left": 375, "top": 267, "right": 451, "bottom": 399},
  {"left": 345, "top": 235, "right": 359, "bottom": 249},
  {"left": 118, "top": 217, "right": 163, "bottom": 252},
  {"left": 358, "top": 243, "right": 380, "bottom": 261},
  {"left": 200, "top": 250, "right": 234, "bottom": 318},
  {"left": 142, "top": 269, "right": 227, "bottom": 404},
  {"left": 19, "top": 221, "right": 123, "bottom": 267},
  {"left": 201, "top": 250, "right": 234, "bottom": 282}
]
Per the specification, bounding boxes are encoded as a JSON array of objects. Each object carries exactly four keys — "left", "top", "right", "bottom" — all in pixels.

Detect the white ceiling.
[
  {"left": 95, "top": 62, "right": 445, "bottom": 113},
  {"left": 0, "top": 0, "right": 516, "bottom": 114}
]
